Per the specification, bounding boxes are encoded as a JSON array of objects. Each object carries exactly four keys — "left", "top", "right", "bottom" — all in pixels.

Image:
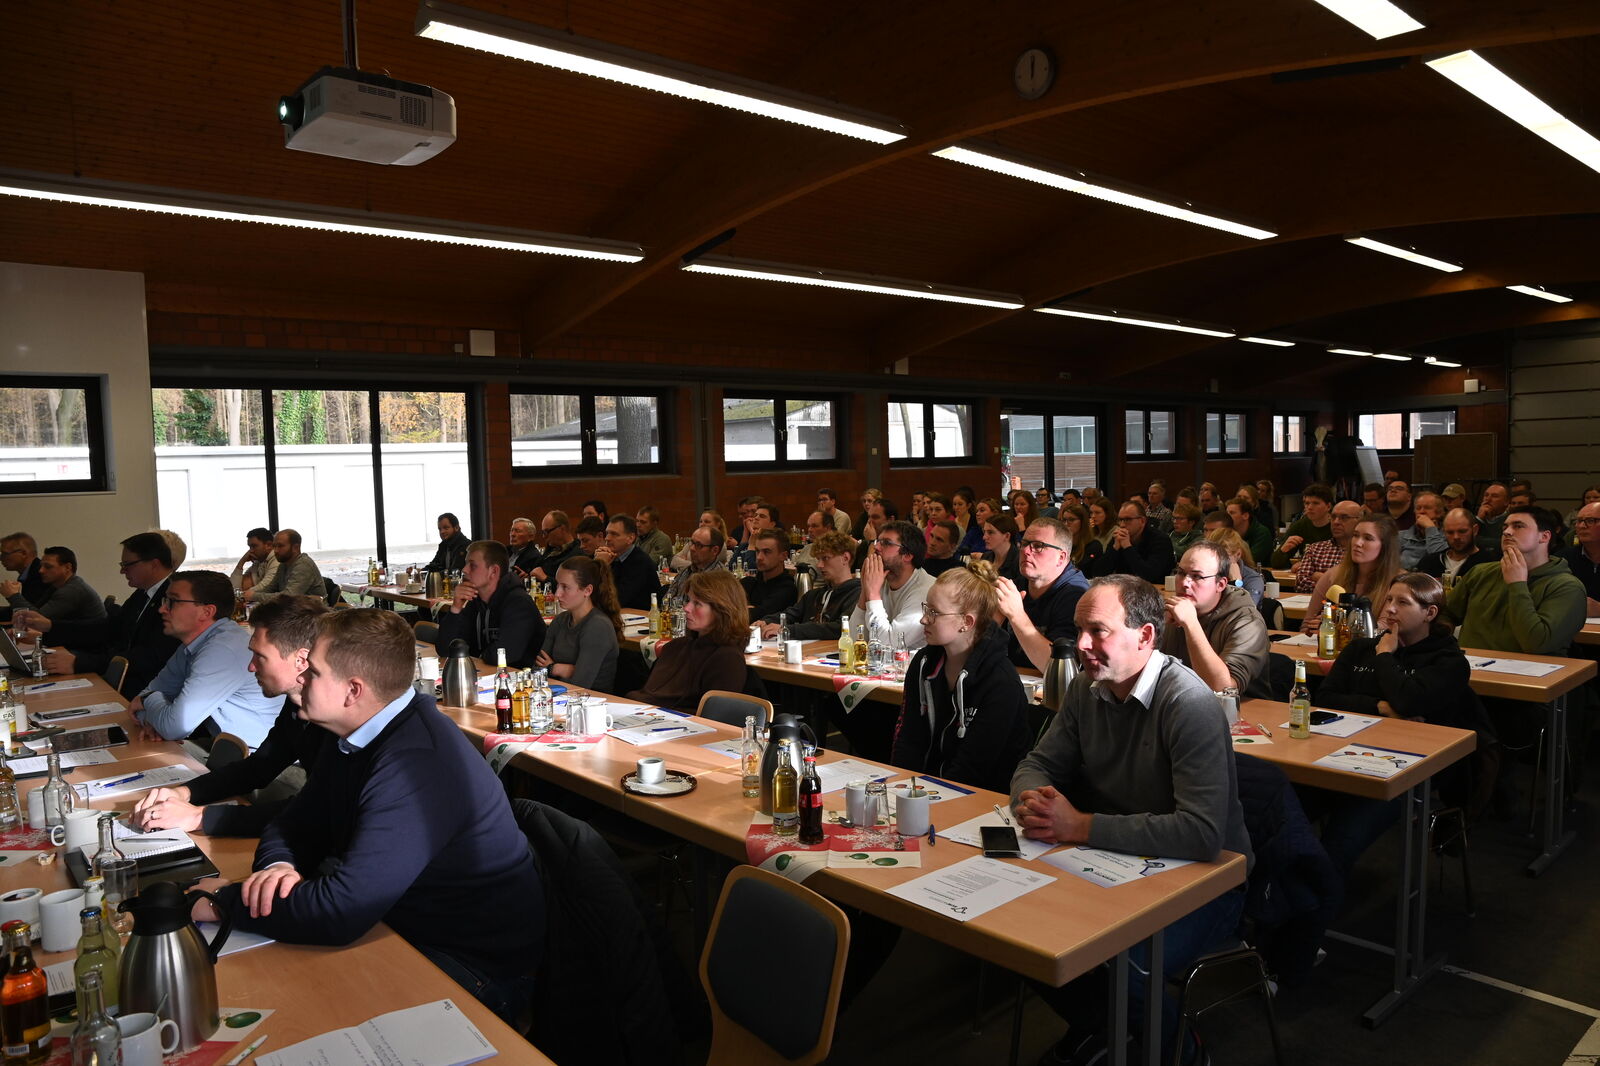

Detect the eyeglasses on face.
[
  {"left": 919, "top": 603, "right": 962, "bottom": 619},
  {"left": 874, "top": 538, "right": 903, "bottom": 551},
  {"left": 161, "top": 595, "right": 201, "bottom": 608},
  {"left": 1173, "top": 568, "right": 1222, "bottom": 583},
  {"left": 118, "top": 559, "right": 149, "bottom": 570},
  {"left": 1019, "top": 539, "right": 1067, "bottom": 555}
]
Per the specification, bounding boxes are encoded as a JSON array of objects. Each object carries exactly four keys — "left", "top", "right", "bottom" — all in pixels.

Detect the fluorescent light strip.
[
  {"left": 0, "top": 174, "right": 644, "bottom": 262},
  {"left": 682, "top": 256, "right": 1024, "bottom": 309},
  {"left": 1372, "top": 353, "right": 1412, "bottom": 362},
  {"left": 1425, "top": 356, "right": 1463, "bottom": 368},
  {"left": 1344, "top": 236, "right": 1463, "bottom": 273},
  {"left": 1035, "top": 306, "right": 1234, "bottom": 338},
  {"left": 1506, "top": 284, "right": 1573, "bottom": 304},
  {"left": 416, "top": 1, "right": 905, "bottom": 144},
  {"left": 1240, "top": 336, "right": 1295, "bottom": 347},
  {"left": 1427, "top": 51, "right": 1600, "bottom": 177},
  {"left": 1310, "top": 0, "right": 1423, "bottom": 40},
  {"left": 1328, "top": 348, "right": 1372, "bottom": 356},
  {"left": 932, "top": 145, "right": 1276, "bottom": 240}
]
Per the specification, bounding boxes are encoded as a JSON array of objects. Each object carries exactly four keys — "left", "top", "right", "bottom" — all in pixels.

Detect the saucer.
[{"left": 620, "top": 770, "right": 697, "bottom": 797}]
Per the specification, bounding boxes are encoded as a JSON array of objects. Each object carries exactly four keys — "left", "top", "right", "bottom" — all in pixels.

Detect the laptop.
[{"left": 0, "top": 627, "right": 32, "bottom": 673}]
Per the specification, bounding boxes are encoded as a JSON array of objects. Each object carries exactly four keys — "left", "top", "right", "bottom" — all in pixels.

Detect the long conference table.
[{"left": 1, "top": 673, "right": 555, "bottom": 1065}]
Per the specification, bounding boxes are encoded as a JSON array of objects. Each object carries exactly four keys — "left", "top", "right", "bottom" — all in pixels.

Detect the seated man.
[
  {"left": 1091, "top": 501, "right": 1175, "bottom": 583},
  {"left": 667, "top": 526, "right": 727, "bottom": 600},
  {"left": 529, "top": 510, "right": 580, "bottom": 584},
  {"left": 995, "top": 517, "right": 1088, "bottom": 673},
  {"left": 1160, "top": 542, "right": 1272, "bottom": 699},
  {"left": 1440, "top": 482, "right": 1468, "bottom": 513},
  {"left": 848, "top": 520, "right": 935, "bottom": 654},
  {"left": 1398, "top": 491, "right": 1447, "bottom": 569},
  {"left": 760, "top": 532, "right": 860, "bottom": 641},
  {"left": 1168, "top": 503, "right": 1204, "bottom": 558},
  {"left": 131, "top": 571, "right": 286, "bottom": 748},
  {"left": 1295, "top": 500, "right": 1361, "bottom": 592},
  {"left": 1446, "top": 506, "right": 1586, "bottom": 654},
  {"left": 817, "top": 488, "right": 853, "bottom": 535},
  {"left": 581, "top": 499, "right": 608, "bottom": 526},
  {"left": 1225, "top": 496, "right": 1274, "bottom": 570},
  {"left": 593, "top": 516, "right": 658, "bottom": 610},
  {"left": 1361, "top": 482, "right": 1384, "bottom": 516},
  {"left": 1270, "top": 483, "right": 1333, "bottom": 568},
  {"left": 24, "top": 531, "right": 181, "bottom": 696},
  {"left": 435, "top": 541, "right": 545, "bottom": 667},
  {"left": 1383, "top": 478, "right": 1416, "bottom": 530},
  {"left": 424, "top": 512, "right": 471, "bottom": 573},
  {"left": 792, "top": 510, "right": 834, "bottom": 571},
  {"left": 194, "top": 609, "right": 544, "bottom": 1022},
  {"left": 1144, "top": 480, "right": 1173, "bottom": 533},
  {"left": 1013, "top": 576, "right": 1250, "bottom": 1064},
  {"left": 1417, "top": 508, "right": 1498, "bottom": 582},
  {"left": 14, "top": 545, "right": 105, "bottom": 624},
  {"left": 505, "top": 517, "right": 542, "bottom": 577},
  {"left": 229, "top": 527, "right": 279, "bottom": 594},
  {"left": 742, "top": 529, "right": 798, "bottom": 622},
  {"left": 246, "top": 529, "right": 324, "bottom": 605},
  {"left": 733, "top": 501, "right": 780, "bottom": 570},
  {"left": 1475, "top": 481, "right": 1511, "bottom": 550},
  {"left": 0, "top": 532, "right": 47, "bottom": 623},
  {"left": 1562, "top": 500, "right": 1600, "bottom": 615},
  {"left": 633, "top": 506, "right": 674, "bottom": 568},
  {"left": 131, "top": 595, "right": 333, "bottom": 836},
  {"left": 922, "top": 520, "right": 964, "bottom": 577},
  {"left": 573, "top": 515, "right": 607, "bottom": 556}
]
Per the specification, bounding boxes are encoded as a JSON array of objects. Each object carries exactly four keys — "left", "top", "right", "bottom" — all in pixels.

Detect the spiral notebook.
[{"left": 65, "top": 822, "right": 216, "bottom": 885}]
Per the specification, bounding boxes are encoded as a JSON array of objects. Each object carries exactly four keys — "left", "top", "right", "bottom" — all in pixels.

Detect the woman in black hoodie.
[{"left": 891, "top": 559, "right": 1033, "bottom": 794}]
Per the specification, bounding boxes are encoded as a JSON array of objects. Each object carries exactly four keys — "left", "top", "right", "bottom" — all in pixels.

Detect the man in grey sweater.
[
  {"left": 1012, "top": 575, "right": 1250, "bottom": 1066},
  {"left": 9, "top": 546, "right": 106, "bottom": 624},
  {"left": 246, "top": 529, "right": 325, "bottom": 605}
]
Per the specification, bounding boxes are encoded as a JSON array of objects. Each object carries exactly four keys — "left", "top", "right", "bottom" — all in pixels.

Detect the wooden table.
[
  {"left": 1577, "top": 621, "right": 1600, "bottom": 647},
  {"left": 338, "top": 579, "right": 438, "bottom": 611},
  {"left": 619, "top": 625, "right": 909, "bottom": 706},
  {"left": 1268, "top": 634, "right": 1596, "bottom": 874},
  {"left": 1236, "top": 699, "right": 1475, "bottom": 1027},
  {"left": 3, "top": 673, "right": 553, "bottom": 1064}
]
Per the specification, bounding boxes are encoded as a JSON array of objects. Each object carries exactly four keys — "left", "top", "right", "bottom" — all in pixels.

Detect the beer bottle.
[
  {"left": 1289, "top": 659, "right": 1312, "bottom": 740},
  {"left": 1, "top": 920, "right": 50, "bottom": 1065},
  {"left": 771, "top": 740, "right": 798, "bottom": 836}
]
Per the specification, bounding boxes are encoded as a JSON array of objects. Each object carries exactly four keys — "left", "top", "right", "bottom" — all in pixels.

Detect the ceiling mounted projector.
[{"left": 278, "top": 66, "right": 456, "bottom": 166}]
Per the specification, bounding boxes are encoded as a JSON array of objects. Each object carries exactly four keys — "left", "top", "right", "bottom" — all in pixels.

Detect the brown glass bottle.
[{"left": 0, "top": 919, "right": 50, "bottom": 1065}]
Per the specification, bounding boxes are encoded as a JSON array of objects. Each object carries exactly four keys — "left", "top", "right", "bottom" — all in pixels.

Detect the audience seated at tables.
[
  {"left": 1562, "top": 501, "right": 1600, "bottom": 614},
  {"left": 593, "top": 515, "right": 658, "bottom": 610},
  {"left": 1205, "top": 527, "right": 1265, "bottom": 607},
  {"left": 1088, "top": 500, "right": 1176, "bottom": 583},
  {"left": 1295, "top": 500, "right": 1362, "bottom": 593},
  {"left": 850, "top": 519, "right": 935, "bottom": 657},
  {"left": 633, "top": 506, "right": 673, "bottom": 568},
  {"left": 994, "top": 517, "right": 1087, "bottom": 673},
  {"left": 1161, "top": 541, "right": 1272, "bottom": 699},
  {"left": 893, "top": 561, "right": 1033, "bottom": 794},
  {"left": 980, "top": 513, "right": 1022, "bottom": 585},
  {"left": 671, "top": 509, "right": 730, "bottom": 572},
  {"left": 530, "top": 511, "right": 581, "bottom": 584},
  {"left": 1416, "top": 508, "right": 1498, "bottom": 583},
  {"left": 1226, "top": 495, "right": 1274, "bottom": 569},
  {"left": 760, "top": 531, "right": 860, "bottom": 642},
  {"left": 1271, "top": 483, "right": 1334, "bottom": 568},
  {"left": 628, "top": 569, "right": 750, "bottom": 713},
  {"left": 741, "top": 529, "right": 798, "bottom": 622},
  {"left": 922, "top": 520, "right": 964, "bottom": 577},
  {"left": 246, "top": 529, "right": 324, "bottom": 605},
  {"left": 229, "top": 527, "right": 279, "bottom": 594},
  {"left": 573, "top": 515, "right": 607, "bottom": 556},
  {"left": 1169, "top": 502, "right": 1205, "bottom": 559},
  {"left": 536, "top": 556, "right": 622, "bottom": 693},
  {"left": 1446, "top": 505, "right": 1587, "bottom": 655},
  {"left": 435, "top": 540, "right": 545, "bottom": 668},
  {"left": 1302, "top": 515, "right": 1404, "bottom": 633},
  {"left": 132, "top": 594, "right": 332, "bottom": 836},
  {"left": 6, "top": 544, "right": 104, "bottom": 624},
  {"left": 131, "top": 570, "right": 285, "bottom": 748},
  {"left": 1398, "top": 491, "right": 1448, "bottom": 569},
  {"left": 506, "top": 517, "right": 543, "bottom": 577},
  {"left": 195, "top": 608, "right": 543, "bottom": 1024}
]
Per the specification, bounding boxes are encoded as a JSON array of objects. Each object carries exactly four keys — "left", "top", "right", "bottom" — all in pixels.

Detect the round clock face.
[{"left": 1014, "top": 47, "right": 1056, "bottom": 101}]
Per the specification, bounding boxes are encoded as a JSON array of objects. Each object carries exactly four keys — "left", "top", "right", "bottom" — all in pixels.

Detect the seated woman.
[
  {"left": 1301, "top": 514, "right": 1402, "bottom": 634},
  {"left": 536, "top": 556, "right": 622, "bottom": 692},
  {"left": 980, "top": 513, "right": 1022, "bottom": 585},
  {"left": 1058, "top": 504, "right": 1092, "bottom": 572},
  {"left": 627, "top": 569, "right": 749, "bottom": 713},
  {"left": 1205, "top": 526, "right": 1265, "bottom": 606},
  {"left": 1080, "top": 499, "right": 1117, "bottom": 577},
  {"left": 890, "top": 561, "right": 1033, "bottom": 794},
  {"left": 759, "top": 531, "right": 861, "bottom": 641}
]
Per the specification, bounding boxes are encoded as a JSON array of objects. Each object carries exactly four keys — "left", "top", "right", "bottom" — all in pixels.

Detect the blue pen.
[
  {"left": 1476, "top": 659, "right": 1496, "bottom": 667},
  {"left": 27, "top": 682, "right": 55, "bottom": 690},
  {"left": 97, "top": 772, "right": 145, "bottom": 790},
  {"left": 650, "top": 725, "right": 688, "bottom": 733}
]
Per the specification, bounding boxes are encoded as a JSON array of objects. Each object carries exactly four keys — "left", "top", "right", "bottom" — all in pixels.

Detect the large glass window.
[
  {"left": 273, "top": 390, "right": 377, "bottom": 573},
  {"left": 0, "top": 376, "right": 109, "bottom": 494},
  {"left": 1125, "top": 408, "right": 1177, "bottom": 457},
  {"left": 153, "top": 388, "right": 267, "bottom": 570},
  {"left": 1001, "top": 410, "right": 1099, "bottom": 496},
  {"left": 510, "top": 390, "right": 667, "bottom": 475},
  {"left": 1205, "top": 411, "right": 1247, "bottom": 456},
  {"left": 1272, "top": 414, "right": 1309, "bottom": 455},
  {"left": 1355, "top": 409, "right": 1457, "bottom": 452},
  {"left": 888, "top": 400, "right": 976, "bottom": 464},
  {"left": 724, "top": 395, "right": 841, "bottom": 469},
  {"left": 380, "top": 391, "right": 471, "bottom": 564}
]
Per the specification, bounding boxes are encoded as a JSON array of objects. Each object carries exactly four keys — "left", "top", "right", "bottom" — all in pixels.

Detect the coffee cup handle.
[
  {"left": 158, "top": 1017, "right": 181, "bottom": 1055},
  {"left": 47, "top": 824, "right": 67, "bottom": 847}
]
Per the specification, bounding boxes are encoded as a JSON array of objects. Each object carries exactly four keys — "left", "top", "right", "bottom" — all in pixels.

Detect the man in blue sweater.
[{"left": 195, "top": 608, "right": 543, "bottom": 1021}]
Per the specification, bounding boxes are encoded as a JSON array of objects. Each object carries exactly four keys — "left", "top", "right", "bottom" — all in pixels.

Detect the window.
[
  {"left": 0, "top": 376, "right": 110, "bottom": 494},
  {"left": 510, "top": 390, "right": 668, "bottom": 475},
  {"left": 1272, "top": 414, "right": 1310, "bottom": 455},
  {"left": 1205, "top": 411, "right": 1247, "bottom": 456},
  {"left": 153, "top": 388, "right": 266, "bottom": 564},
  {"left": 1125, "top": 408, "right": 1176, "bottom": 457},
  {"left": 888, "top": 400, "right": 976, "bottom": 464},
  {"left": 723, "top": 395, "right": 840, "bottom": 469},
  {"left": 1354, "top": 408, "right": 1457, "bottom": 451},
  {"left": 1001, "top": 410, "right": 1100, "bottom": 496}
]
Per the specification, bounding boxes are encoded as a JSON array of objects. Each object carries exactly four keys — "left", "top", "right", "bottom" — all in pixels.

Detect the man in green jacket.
[
  {"left": 1447, "top": 506, "right": 1586, "bottom": 654},
  {"left": 1225, "top": 496, "right": 1274, "bottom": 570}
]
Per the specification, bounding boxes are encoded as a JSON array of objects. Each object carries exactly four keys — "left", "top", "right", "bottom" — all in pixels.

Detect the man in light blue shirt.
[{"left": 131, "top": 570, "right": 284, "bottom": 748}]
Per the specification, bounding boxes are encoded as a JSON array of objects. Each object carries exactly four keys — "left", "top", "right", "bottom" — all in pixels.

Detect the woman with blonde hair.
[
  {"left": 1302, "top": 514, "right": 1403, "bottom": 633},
  {"left": 891, "top": 559, "right": 1032, "bottom": 793},
  {"left": 1205, "top": 526, "right": 1266, "bottom": 606},
  {"left": 536, "top": 555, "right": 622, "bottom": 691},
  {"left": 628, "top": 569, "right": 749, "bottom": 712}
]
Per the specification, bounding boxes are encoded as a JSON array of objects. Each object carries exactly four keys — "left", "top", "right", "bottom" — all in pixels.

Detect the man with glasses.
[
  {"left": 0, "top": 533, "right": 48, "bottom": 622},
  {"left": 130, "top": 570, "right": 284, "bottom": 747},
  {"left": 667, "top": 526, "right": 727, "bottom": 600},
  {"left": 1094, "top": 500, "right": 1175, "bottom": 584},
  {"left": 994, "top": 517, "right": 1088, "bottom": 672},
  {"left": 1561, "top": 501, "right": 1600, "bottom": 615},
  {"left": 529, "top": 511, "right": 580, "bottom": 584},
  {"left": 1447, "top": 505, "right": 1587, "bottom": 655},
  {"left": 849, "top": 520, "right": 935, "bottom": 656},
  {"left": 1160, "top": 541, "right": 1272, "bottom": 699},
  {"left": 21, "top": 531, "right": 181, "bottom": 695},
  {"left": 246, "top": 529, "right": 325, "bottom": 605},
  {"left": 1295, "top": 500, "right": 1362, "bottom": 592}
]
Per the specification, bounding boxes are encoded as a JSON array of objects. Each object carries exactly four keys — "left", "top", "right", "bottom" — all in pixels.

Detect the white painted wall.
[{"left": 0, "top": 262, "right": 155, "bottom": 603}]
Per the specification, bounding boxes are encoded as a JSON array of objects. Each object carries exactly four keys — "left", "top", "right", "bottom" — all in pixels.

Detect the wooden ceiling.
[{"left": 5, "top": 0, "right": 1598, "bottom": 389}]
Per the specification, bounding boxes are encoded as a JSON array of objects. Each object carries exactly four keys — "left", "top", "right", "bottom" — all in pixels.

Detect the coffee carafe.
[
  {"left": 758, "top": 713, "right": 816, "bottom": 815},
  {"left": 118, "top": 881, "right": 232, "bottom": 1052},
  {"left": 442, "top": 639, "right": 478, "bottom": 707},
  {"left": 1042, "top": 637, "right": 1078, "bottom": 714}
]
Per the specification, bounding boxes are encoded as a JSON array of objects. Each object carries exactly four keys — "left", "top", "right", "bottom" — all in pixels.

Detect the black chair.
[
  {"left": 207, "top": 732, "right": 249, "bottom": 771},
  {"left": 1258, "top": 597, "right": 1286, "bottom": 633},
  {"left": 1171, "top": 945, "right": 1284, "bottom": 1066},
  {"left": 323, "top": 577, "right": 345, "bottom": 607}
]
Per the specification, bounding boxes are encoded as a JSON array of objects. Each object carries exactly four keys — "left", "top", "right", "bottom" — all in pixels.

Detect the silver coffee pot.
[
  {"left": 118, "top": 881, "right": 232, "bottom": 1052},
  {"left": 442, "top": 639, "right": 478, "bottom": 707}
]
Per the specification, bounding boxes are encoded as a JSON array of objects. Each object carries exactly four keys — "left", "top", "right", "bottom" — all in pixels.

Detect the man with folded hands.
[{"left": 434, "top": 540, "right": 544, "bottom": 667}]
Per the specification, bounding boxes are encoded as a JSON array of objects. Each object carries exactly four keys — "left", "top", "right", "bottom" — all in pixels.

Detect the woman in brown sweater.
[{"left": 628, "top": 569, "right": 750, "bottom": 712}]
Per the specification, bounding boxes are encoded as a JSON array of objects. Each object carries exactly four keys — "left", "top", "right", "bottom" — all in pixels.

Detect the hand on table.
[
  {"left": 759, "top": 622, "right": 782, "bottom": 640},
  {"left": 15, "top": 610, "right": 50, "bottom": 634},
  {"left": 1014, "top": 785, "right": 1091, "bottom": 844},
  {"left": 240, "top": 864, "right": 303, "bottom": 918}
]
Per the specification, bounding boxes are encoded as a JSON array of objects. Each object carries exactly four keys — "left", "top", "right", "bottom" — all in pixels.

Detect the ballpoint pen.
[
  {"left": 97, "top": 772, "right": 146, "bottom": 790},
  {"left": 650, "top": 725, "right": 688, "bottom": 733},
  {"left": 992, "top": 803, "right": 1011, "bottom": 826},
  {"left": 1257, "top": 722, "right": 1274, "bottom": 737},
  {"left": 224, "top": 1033, "right": 270, "bottom": 1066}
]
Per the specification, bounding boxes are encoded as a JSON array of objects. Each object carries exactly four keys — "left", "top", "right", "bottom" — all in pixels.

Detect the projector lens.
[{"left": 277, "top": 95, "right": 303, "bottom": 127}]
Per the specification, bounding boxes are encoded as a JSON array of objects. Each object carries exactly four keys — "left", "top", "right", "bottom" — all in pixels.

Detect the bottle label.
[{"left": 800, "top": 793, "right": 823, "bottom": 809}]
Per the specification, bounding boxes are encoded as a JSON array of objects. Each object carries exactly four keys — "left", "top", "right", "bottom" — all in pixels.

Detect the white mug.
[
  {"left": 55, "top": 808, "right": 99, "bottom": 852},
  {"left": 0, "top": 888, "right": 42, "bottom": 940},
  {"left": 895, "top": 787, "right": 931, "bottom": 837},
  {"left": 25, "top": 788, "right": 45, "bottom": 830},
  {"left": 39, "top": 888, "right": 84, "bottom": 952},
  {"left": 784, "top": 640, "right": 803, "bottom": 664},
  {"left": 636, "top": 757, "right": 666, "bottom": 785},
  {"left": 1265, "top": 580, "right": 1281, "bottom": 599},
  {"left": 573, "top": 702, "right": 613, "bottom": 735},
  {"left": 117, "top": 1012, "right": 182, "bottom": 1066}
]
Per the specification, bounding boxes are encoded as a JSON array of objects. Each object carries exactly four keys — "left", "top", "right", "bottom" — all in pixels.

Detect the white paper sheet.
[
  {"left": 75, "top": 763, "right": 198, "bottom": 799},
  {"left": 608, "top": 719, "right": 718, "bottom": 746},
  {"left": 1278, "top": 594, "right": 1312, "bottom": 609},
  {"left": 1467, "top": 656, "right": 1563, "bottom": 678},
  {"left": 9, "top": 749, "right": 117, "bottom": 776},
  {"left": 1313, "top": 744, "right": 1425, "bottom": 779},
  {"left": 814, "top": 757, "right": 890, "bottom": 793},
  {"left": 698, "top": 739, "right": 744, "bottom": 760},
  {"left": 256, "top": 998, "right": 494, "bottom": 1066},
  {"left": 1277, "top": 711, "right": 1378, "bottom": 738},
  {"left": 937, "top": 811, "right": 1059, "bottom": 860},
  {"left": 1274, "top": 632, "right": 1319, "bottom": 647},
  {"left": 1042, "top": 846, "right": 1196, "bottom": 887},
  {"left": 609, "top": 706, "right": 689, "bottom": 730},
  {"left": 17, "top": 678, "right": 93, "bottom": 695},
  {"left": 886, "top": 855, "right": 1055, "bottom": 922}
]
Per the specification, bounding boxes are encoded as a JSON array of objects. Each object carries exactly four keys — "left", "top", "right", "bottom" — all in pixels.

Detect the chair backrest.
[
  {"left": 1258, "top": 597, "right": 1285, "bottom": 632},
  {"left": 700, "top": 865, "right": 849, "bottom": 1066},
  {"left": 103, "top": 655, "right": 130, "bottom": 696},
  {"left": 413, "top": 620, "right": 440, "bottom": 644},
  {"left": 323, "top": 577, "right": 343, "bottom": 606},
  {"left": 208, "top": 732, "right": 250, "bottom": 771},
  {"left": 697, "top": 689, "right": 772, "bottom": 732}
]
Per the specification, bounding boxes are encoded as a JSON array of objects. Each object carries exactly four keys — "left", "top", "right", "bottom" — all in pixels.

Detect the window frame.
[
  {"left": 1352, "top": 406, "right": 1459, "bottom": 453},
  {"left": 1271, "top": 413, "right": 1311, "bottom": 456},
  {"left": 1125, "top": 407, "right": 1179, "bottom": 459},
  {"left": 0, "top": 374, "right": 111, "bottom": 495},
  {"left": 1204, "top": 410, "right": 1249, "bottom": 457},
  {"left": 509, "top": 387, "right": 672, "bottom": 478},
  {"left": 887, "top": 397, "right": 980, "bottom": 467},
  {"left": 721, "top": 392, "right": 846, "bottom": 472}
]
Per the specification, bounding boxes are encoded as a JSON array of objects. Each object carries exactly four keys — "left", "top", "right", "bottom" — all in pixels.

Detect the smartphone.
[
  {"left": 1309, "top": 711, "right": 1343, "bottom": 726},
  {"left": 48, "top": 725, "right": 129, "bottom": 753},
  {"left": 980, "top": 824, "right": 1024, "bottom": 858},
  {"left": 31, "top": 706, "right": 94, "bottom": 723}
]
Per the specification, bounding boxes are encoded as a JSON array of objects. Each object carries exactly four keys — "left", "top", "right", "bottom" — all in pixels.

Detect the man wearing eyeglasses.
[
  {"left": 1561, "top": 502, "right": 1600, "bottom": 616},
  {"left": 1093, "top": 500, "right": 1176, "bottom": 584},
  {"left": 20, "top": 531, "right": 181, "bottom": 696},
  {"left": 995, "top": 518, "right": 1088, "bottom": 672},
  {"left": 667, "top": 526, "right": 727, "bottom": 600},
  {"left": 1159, "top": 542, "right": 1272, "bottom": 699},
  {"left": 849, "top": 520, "right": 935, "bottom": 655},
  {"left": 130, "top": 570, "right": 284, "bottom": 747}
]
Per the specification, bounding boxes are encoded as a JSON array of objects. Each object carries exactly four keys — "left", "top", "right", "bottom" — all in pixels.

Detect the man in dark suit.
[
  {"left": 21, "top": 531, "right": 181, "bottom": 696},
  {"left": 595, "top": 516, "right": 659, "bottom": 610},
  {"left": 506, "top": 516, "right": 542, "bottom": 577},
  {"left": 1, "top": 532, "right": 48, "bottom": 623},
  {"left": 434, "top": 540, "right": 545, "bottom": 666}
]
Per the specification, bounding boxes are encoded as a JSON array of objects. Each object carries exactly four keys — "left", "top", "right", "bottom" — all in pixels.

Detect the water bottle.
[
  {"left": 868, "top": 617, "right": 890, "bottom": 676},
  {"left": 530, "top": 669, "right": 554, "bottom": 734}
]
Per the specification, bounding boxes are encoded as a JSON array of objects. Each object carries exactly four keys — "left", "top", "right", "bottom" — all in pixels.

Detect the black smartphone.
[
  {"left": 31, "top": 706, "right": 95, "bottom": 723},
  {"left": 1309, "top": 711, "right": 1342, "bottom": 726},
  {"left": 981, "top": 824, "right": 1024, "bottom": 858}
]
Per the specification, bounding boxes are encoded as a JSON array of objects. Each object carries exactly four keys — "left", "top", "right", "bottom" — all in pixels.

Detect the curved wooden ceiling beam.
[{"left": 518, "top": 0, "right": 1600, "bottom": 346}]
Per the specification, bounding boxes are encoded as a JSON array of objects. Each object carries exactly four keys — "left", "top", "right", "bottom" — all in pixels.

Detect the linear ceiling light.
[
  {"left": 415, "top": 1, "right": 905, "bottom": 144},
  {"left": 1328, "top": 348, "right": 1372, "bottom": 356},
  {"left": 1240, "top": 335, "right": 1295, "bottom": 347},
  {"left": 681, "top": 256, "right": 1024, "bottom": 309},
  {"left": 1372, "top": 352, "right": 1412, "bottom": 361},
  {"left": 1035, "top": 306, "right": 1235, "bottom": 338},
  {"left": 0, "top": 171, "right": 644, "bottom": 262},
  {"left": 1424, "top": 356, "right": 1463, "bottom": 367},
  {"left": 1427, "top": 51, "right": 1600, "bottom": 177},
  {"left": 1309, "top": 0, "right": 1423, "bottom": 39},
  {"left": 932, "top": 145, "right": 1276, "bottom": 239},
  {"left": 1506, "top": 284, "right": 1574, "bottom": 303},
  {"left": 1344, "top": 236, "right": 1463, "bottom": 272}
]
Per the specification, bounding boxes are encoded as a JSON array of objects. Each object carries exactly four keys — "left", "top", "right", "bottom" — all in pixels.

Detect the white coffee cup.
[
  {"left": 1265, "top": 580, "right": 1281, "bottom": 599},
  {"left": 636, "top": 757, "right": 666, "bottom": 785},
  {"left": 418, "top": 655, "right": 441, "bottom": 682},
  {"left": 0, "top": 888, "right": 42, "bottom": 939},
  {"left": 573, "top": 702, "right": 613, "bottom": 735},
  {"left": 39, "top": 888, "right": 84, "bottom": 952},
  {"left": 55, "top": 808, "right": 99, "bottom": 852},
  {"left": 25, "top": 789, "right": 45, "bottom": 830},
  {"left": 117, "top": 1012, "right": 181, "bottom": 1066},
  {"left": 784, "top": 640, "right": 803, "bottom": 664},
  {"left": 895, "top": 787, "right": 931, "bottom": 837},
  {"left": 1163, "top": 574, "right": 1177, "bottom": 592}
]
